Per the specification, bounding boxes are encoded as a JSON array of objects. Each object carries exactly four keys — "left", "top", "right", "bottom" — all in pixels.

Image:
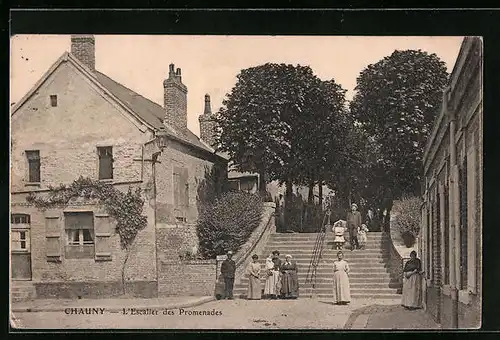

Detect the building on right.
[{"left": 420, "top": 36, "right": 482, "bottom": 329}]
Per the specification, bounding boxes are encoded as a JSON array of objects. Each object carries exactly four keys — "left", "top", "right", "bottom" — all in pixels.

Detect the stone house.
[
  {"left": 420, "top": 36, "right": 482, "bottom": 328},
  {"left": 10, "top": 35, "right": 228, "bottom": 300}
]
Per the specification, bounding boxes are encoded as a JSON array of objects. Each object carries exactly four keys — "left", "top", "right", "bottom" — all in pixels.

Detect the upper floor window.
[
  {"left": 97, "top": 146, "right": 113, "bottom": 180},
  {"left": 50, "top": 95, "right": 58, "bottom": 107},
  {"left": 26, "top": 150, "right": 40, "bottom": 183}
]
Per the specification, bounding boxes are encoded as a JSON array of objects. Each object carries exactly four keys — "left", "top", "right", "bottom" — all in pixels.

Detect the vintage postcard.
[{"left": 9, "top": 34, "right": 482, "bottom": 330}]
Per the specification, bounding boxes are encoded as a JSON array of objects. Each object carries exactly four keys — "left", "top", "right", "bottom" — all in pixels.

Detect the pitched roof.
[
  {"left": 11, "top": 50, "right": 222, "bottom": 157},
  {"left": 94, "top": 71, "right": 218, "bottom": 155}
]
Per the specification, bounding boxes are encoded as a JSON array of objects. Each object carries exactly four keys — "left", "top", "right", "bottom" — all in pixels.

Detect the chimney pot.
[
  {"left": 176, "top": 68, "right": 181, "bottom": 75},
  {"left": 169, "top": 64, "right": 175, "bottom": 72}
]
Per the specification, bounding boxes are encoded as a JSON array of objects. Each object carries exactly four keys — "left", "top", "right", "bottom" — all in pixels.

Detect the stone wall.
[
  {"left": 10, "top": 61, "right": 153, "bottom": 193},
  {"left": 158, "top": 260, "right": 216, "bottom": 296}
]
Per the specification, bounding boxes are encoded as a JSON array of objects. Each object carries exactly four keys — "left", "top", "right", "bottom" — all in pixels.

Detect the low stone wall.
[
  {"left": 34, "top": 280, "right": 158, "bottom": 299},
  {"left": 158, "top": 259, "right": 216, "bottom": 296},
  {"left": 232, "top": 202, "right": 276, "bottom": 284}
]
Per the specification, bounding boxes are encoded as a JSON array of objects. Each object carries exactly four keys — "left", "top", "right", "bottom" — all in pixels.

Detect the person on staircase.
[
  {"left": 332, "top": 219, "right": 347, "bottom": 250},
  {"left": 280, "top": 254, "right": 299, "bottom": 299},
  {"left": 347, "top": 203, "right": 362, "bottom": 251},
  {"left": 332, "top": 251, "right": 351, "bottom": 305},
  {"left": 246, "top": 254, "right": 262, "bottom": 300},
  {"left": 358, "top": 223, "right": 369, "bottom": 250},
  {"left": 401, "top": 251, "right": 424, "bottom": 310},
  {"left": 221, "top": 250, "right": 236, "bottom": 300}
]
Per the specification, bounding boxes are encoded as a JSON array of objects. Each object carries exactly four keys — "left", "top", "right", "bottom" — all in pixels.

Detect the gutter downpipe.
[{"left": 446, "top": 86, "right": 459, "bottom": 329}]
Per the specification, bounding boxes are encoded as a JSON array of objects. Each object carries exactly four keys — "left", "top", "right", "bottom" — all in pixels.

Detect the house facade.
[
  {"left": 10, "top": 35, "right": 227, "bottom": 299},
  {"left": 420, "top": 36, "right": 482, "bottom": 329}
]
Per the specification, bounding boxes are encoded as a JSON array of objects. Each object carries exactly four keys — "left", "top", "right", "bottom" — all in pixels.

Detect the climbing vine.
[{"left": 26, "top": 176, "right": 147, "bottom": 249}]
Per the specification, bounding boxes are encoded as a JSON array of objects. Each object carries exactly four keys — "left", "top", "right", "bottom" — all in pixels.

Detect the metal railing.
[{"left": 305, "top": 210, "right": 330, "bottom": 297}]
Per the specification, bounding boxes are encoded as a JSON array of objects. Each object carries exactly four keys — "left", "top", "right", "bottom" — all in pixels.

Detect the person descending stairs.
[{"left": 233, "top": 229, "right": 401, "bottom": 299}]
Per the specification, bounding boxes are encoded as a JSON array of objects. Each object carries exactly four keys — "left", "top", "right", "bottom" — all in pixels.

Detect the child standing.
[
  {"left": 332, "top": 220, "right": 347, "bottom": 250},
  {"left": 358, "top": 224, "right": 369, "bottom": 250}
]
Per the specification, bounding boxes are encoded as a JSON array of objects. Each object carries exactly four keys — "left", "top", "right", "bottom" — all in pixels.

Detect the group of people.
[
  {"left": 246, "top": 251, "right": 300, "bottom": 300},
  {"left": 219, "top": 202, "right": 425, "bottom": 310},
  {"left": 332, "top": 203, "right": 369, "bottom": 250}
]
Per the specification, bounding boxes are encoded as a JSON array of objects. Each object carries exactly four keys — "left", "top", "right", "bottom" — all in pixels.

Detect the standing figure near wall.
[
  {"left": 401, "top": 250, "right": 424, "bottom": 310},
  {"left": 221, "top": 250, "right": 236, "bottom": 300}
]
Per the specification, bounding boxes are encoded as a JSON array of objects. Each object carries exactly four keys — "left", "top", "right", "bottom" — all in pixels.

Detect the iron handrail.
[{"left": 305, "top": 210, "right": 330, "bottom": 297}]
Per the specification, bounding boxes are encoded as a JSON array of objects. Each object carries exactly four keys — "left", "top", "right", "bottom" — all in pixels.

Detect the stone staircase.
[
  {"left": 234, "top": 231, "right": 401, "bottom": 299},
  {"left": 11, "top": 281, "right": 36, "bottom": 302}
]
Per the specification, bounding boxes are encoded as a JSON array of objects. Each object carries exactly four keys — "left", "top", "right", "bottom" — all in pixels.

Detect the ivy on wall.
[{"left": 26, "top": 176, "right": 147, "bottom": 249}]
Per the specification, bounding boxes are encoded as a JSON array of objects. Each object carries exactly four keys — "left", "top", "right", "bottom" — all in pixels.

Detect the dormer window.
[{"left": 50, "top": 95, "right": 58, "bottom": 107}]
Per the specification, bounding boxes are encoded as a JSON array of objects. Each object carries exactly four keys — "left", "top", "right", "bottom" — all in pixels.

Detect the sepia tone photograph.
[{"left": 9, "top": 34, "right": 482, "bottom": 330}]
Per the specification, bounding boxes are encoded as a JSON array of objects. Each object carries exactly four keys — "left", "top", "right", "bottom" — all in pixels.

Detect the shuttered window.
[
  {"left": 459, "top": 155, "right": 468, "bottom": 290},
  {"left": 173, "top": 167, "right": 189, "bottom": 222},
  {"left": 467, "top": 142, "right": 477, "bottom": 294},
  {"left": 94, "top": 213, "right": 113, "bottom": 261},
  {"left": 444, "top": 185, "right": 450, "bottom": 284},
  {"left": 45, "top": 211, "right": 62, "bottom": 262}
]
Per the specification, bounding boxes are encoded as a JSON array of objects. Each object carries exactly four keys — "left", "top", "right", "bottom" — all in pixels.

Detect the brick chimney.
[
  {"left": 71, "top": 35, "right": 95, "bottom": 71},
  {"left": 163, "top": 63, "right": 188, "bottom": 129},
  {"left": 198, "top": 94, "right": 217, "bottom": 148}
]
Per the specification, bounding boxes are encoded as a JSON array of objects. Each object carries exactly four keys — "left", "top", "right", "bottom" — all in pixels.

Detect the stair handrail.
[{"left": 305, "top": 209, "right": 330, "bottom": 297}]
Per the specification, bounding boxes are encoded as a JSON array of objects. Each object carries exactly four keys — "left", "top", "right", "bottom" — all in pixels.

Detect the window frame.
[
  {"left": 64, "top": 212, "right": 95, "bottom": 259},
  {"left": 25, "top": 150, "right": 41, "bottom": 183},
  {"left": 97, "top": 146, "right": 114, "bottom": 181},
  {"left": 50, "top": 95, "right": 58, "bottom": 107}
]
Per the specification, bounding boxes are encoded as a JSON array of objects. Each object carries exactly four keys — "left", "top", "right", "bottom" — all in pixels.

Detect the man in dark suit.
[{"left": 221, "top": 250, "right": 236, "bottom": 299}]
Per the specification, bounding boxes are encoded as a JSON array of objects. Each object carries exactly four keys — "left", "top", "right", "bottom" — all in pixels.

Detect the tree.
[
  {"left": 351, "top": 49, "right": 449, "bottom": 205},
  {"left": 214, "top": 63, "right": 349, "bottom": 228}
]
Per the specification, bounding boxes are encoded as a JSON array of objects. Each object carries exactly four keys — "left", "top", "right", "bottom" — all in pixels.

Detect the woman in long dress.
[
  {"left": 280, "top": 254, "right": 299, "bottom": 299},
  {"left": 246, "top": 254, "right": 262, "bottom": 300},
  {"left": 332, "top": 251, "right": 351, "bottom": 305},
  {"left": 402, "top": 251, "right": 424, "bottom": 309},
  {"left": 263, "top": 250, "right": 281, "bottom": 299}
]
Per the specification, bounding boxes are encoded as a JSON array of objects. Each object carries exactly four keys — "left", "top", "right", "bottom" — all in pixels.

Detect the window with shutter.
[
  {"left": 26, "top": 150, "right": 41, "bottom": 183},
  {"left": 467, "top": 144, "right": 477, "bottom": 294},
  {"left": 459, "top": 155, "right": 468, "bottom": 290},
  {"left": 444, "top": 185, "right": 450, "bottom": 285},
  {"left": 94, "top": 213, "right": 112, "bottom": 261},
  {"left": 173, "top": 167, "right": 181, "bottom": 207},
  {"left": 98, "top": 146, "right": 113, "bottom": 180},
  {"left": 45, "top": 211, "right": 62, "bottom": 262}
]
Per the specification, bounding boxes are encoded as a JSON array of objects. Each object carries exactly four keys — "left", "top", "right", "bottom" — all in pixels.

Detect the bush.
[
  {"left": 196, "top": 191, "right": 264, "bottom": 259},
  {"left": 393, "top": 195, "right": 422, "bottom": 246}
]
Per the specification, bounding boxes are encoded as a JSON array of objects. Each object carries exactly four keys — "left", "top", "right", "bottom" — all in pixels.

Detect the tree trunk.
[
  {"left": 284, "top": 181, "right": 293, "bottom": 229},
  {"left": 258, "top": 168, "right": 267, "bottom": 196},
  {"left": 122, "top": 246, "right": 131, "bottom": 296},
  {"left": 308, "top": 182, "right": 314, "bottom": 204},
  {"left": 318, "top": 182, "right": 323, "bottom": 212}
]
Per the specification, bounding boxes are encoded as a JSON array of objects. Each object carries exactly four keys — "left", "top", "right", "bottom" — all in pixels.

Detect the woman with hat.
[
  {"left": 246, "top": 254, "right": 262, "bottom": 300},
  {"left": 264, "top": 250, "right": 282, "bottom": 299},
  {"left": 280, "top": 254, "right": 299, "bottom": 299},
  {"left": 346, "top": 203, "right": 362, "bottom": 250}
]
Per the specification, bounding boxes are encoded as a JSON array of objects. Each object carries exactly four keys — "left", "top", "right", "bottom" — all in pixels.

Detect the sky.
[{"left": 10, "top": 35, "right": 464, "bottom": 137}]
